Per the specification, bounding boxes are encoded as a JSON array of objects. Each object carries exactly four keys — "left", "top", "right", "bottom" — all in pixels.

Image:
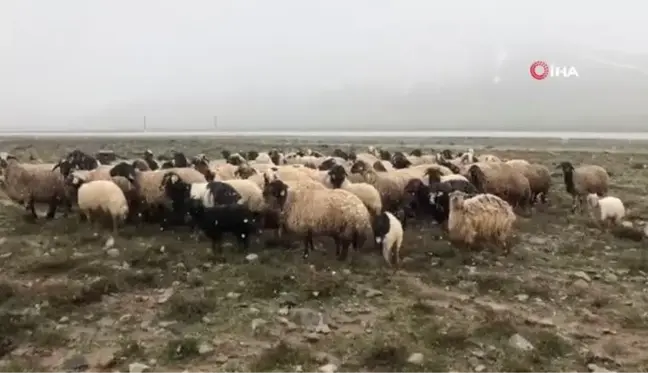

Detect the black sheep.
[
  {"left": 109, "top": 162, "right": 137, "bottom": 184},
  {"left": 189, "top": 203, "right": 258, "bottom": 254}
]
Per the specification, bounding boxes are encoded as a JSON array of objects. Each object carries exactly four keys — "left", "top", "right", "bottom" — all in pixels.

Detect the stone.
[
  {"left": 106, "top": 248, "right": 120, "bottom": 258},
  {"left": 251, "top": 318, "right": 267, "bottom": 332},
  {"left": 156, "top": 288, "right": 174, "bottom": 304},
  {"left": 407, "top": 352, "right": 424, "bottom": 365},
  {"left": 509, "top": 334, "right": 534, "bottom": 351},
  {"left": 198, "top": 342, "right": 214, "bottom": 355},
  {"left": 318, "top": 363, "right": 338, "bottom": 373},
  {"left": 245, "top": 253, "right": 259, "bottom": 262},
  {"left": 61, "top": 354, "right": 89, "bottom": 371},
  {"left": 572, "top": 271, "right": 591, "bottom": 282},
  {"left": 129, "top": 362, "right": 150, "bottom": 373},
  {"left": 364, "top": 288, "right": 383, "bottom": 298}
]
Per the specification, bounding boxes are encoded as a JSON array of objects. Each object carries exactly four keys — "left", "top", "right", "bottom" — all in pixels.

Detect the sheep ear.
[
  {"left": 171, "top": 174, "right": 179, "bottom": 183},
  {"left": 279, "top": 189, "right": 286, "bottom": 197},
  {"left": 263, "top": 173, "right": 270, "bottom": 185}
]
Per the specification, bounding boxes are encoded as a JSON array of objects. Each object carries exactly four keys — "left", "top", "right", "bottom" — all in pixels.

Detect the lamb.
[
  {"left": 467, "top": 163, "right": 532, "bottom": 212},
  {"left": 586, "top": 194, "right": 625, "bottom": 227},
  {"left": 188, "top": 203, "right": 258, "bottom": 254},
  {"left": 263, "top": 176, "right": 373, "bottom": 260},
  {"left": 327, "top": 165, "right": 382, "bottom": 216},
  {"left": 372, "top": 211, "right": 404, "bottom": 267},
  {"left": 446, "top": 191, "right": 516, "bottom": 254},
  {"left": 0, "top": 154, "right": 71, "bottom": 219},
  {"left": 557, "top": 162, "right": 609, "bottom": 213},
  {"left": 70, "top": 177, "right": 129, "bottom": 232}
]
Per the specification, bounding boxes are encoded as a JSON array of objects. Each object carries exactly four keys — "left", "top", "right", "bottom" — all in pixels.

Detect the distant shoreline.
[{"left": 0, "top": 130, "right": 647, "bottom": 140}]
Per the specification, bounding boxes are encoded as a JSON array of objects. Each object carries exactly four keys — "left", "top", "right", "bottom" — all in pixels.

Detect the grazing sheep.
[
  {"left": 446, "top": 191, "right": 516, "bottom": 253},
  {"left": 557, "top": 162, "right": 609, "bottom": 213},
  {"left": 188, "top": 203, "right": 258, "bottom": 254},
  {"left": 263, "top": 177, "right": 373, "bottom": 260},
  {"left": 372, "top": 211, "right": 404, "bottom": 267},
  {"left": 71, "top": 178, "right": 129, "bottom": 232},
  {"left": 327, "top": 165, "right": 382, "bottom": 216},
  {"left": 1, "top": 154, "right": 71, "bottom": 219},
  {"left": 467, "top": 163, "right": 532, "bottom": 212},
  {"left": 350, "top": 161, "right": 409, "bottom": 212},
  {"left": 586, "top": 193, "right": 626, "bottom": 226}
]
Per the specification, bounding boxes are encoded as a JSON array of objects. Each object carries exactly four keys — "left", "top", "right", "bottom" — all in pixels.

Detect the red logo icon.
[{"left": 530, "top": 61, "right": 549, "bottom": 80}]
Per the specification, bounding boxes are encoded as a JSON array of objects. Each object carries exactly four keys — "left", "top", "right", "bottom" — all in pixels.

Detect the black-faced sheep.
[
  {"left": 557, "top": 162, "right": 609, "bottom": 213},
  {"left": 262, "top": 178, "right": 373, "bottom": 260},
  {"left": 327, "top": 165, "right": 382, "bottom": 216},
  {"left": 372, "top": 211, "right": 404, "bottom": 267},
  {"left": 188, "top": 203, "right": 258, "bottom": 254}
]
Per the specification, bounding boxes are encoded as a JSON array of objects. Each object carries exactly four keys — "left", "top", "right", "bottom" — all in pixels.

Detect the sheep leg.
[
  {"left": 210, "top": 234, "right": 223, "bottom": 255},
  {"left": 337, "top": 240, "right": 350, "bottom": 261},
  {"left": 238, "top": 231, "right": 250, "bottom": 252},
  {"left": 26, "top": 197, "right": 37, "bottom": 219},
  {"left": 570, "top": 195, "right": 578, "bottom": 213},
  {"left": 333, "top": 236, "right": 341, "bottom": 257},
  {"left": 302, "top": 231, "right": 314, "bottom": 259},
  {"left": 45, "top": 198, "right": 59, "bottom": 219}
]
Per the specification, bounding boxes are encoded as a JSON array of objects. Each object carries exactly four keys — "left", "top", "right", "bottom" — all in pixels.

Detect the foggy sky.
[{"left": 1, "top": 0, "right": 647, "bottom": 131}]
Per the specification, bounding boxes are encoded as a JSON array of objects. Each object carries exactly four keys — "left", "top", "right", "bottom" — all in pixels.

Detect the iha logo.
[{"left": 529, "top": 60, "right": 579, "bottom": 80}]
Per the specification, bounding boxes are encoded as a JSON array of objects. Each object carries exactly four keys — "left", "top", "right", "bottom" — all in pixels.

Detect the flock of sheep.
[{"left": 0, "top": 145, "right": 627, "bottom": 266}]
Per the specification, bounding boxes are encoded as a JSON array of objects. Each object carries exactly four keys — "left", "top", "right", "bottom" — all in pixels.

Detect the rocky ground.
[{"left": 0, "top": 136, "right": 647, "bottom": 372}]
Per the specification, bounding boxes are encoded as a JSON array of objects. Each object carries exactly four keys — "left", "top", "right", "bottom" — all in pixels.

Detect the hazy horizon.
[{"left": 2, "top": 1, "right": 647, "bottom": 131}]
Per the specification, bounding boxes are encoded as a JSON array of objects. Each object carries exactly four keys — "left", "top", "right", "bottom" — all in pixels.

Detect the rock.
[
  {"left": 251, "top": 318, "right": 267, "bottom": 332},
  {"left": 214, "top": 354, "right": 229, "bottom": 363},
  {"left": 61, "top": 354, "right": 89, "bottom": 371},
  {"left": 364, "top": 288, "right": 383, "bottom": 298},
  {"left": 277, "top": 317, "right": 298, "bottom": 331},
  {"left": 313, "top": 352, "right": 339, "bottom": 364},
  {"left": 157, "top": 288, "right": 174, "bottom": 304},
  {"left": 572, "top": 279, "right": 590, "bottom": 290},
  {"left": 278, "top": 293, "right": 299, "bottom": 307},
  {"left": 572, "top": 271, "right": 592, "bottom": 282},
  {"left": 226, "top": 292, "right": 241, "bottom": 300},
  {"left": 304, "top": 332, "right": 320, "bottom": 343},
  {"left": 198, "top": 342, "right": 214, "bottom": 355},
  {"left": 278, "top": 307, "right": 289, "bottom": 316},
  {"left": 318, "top": 363, "right": 338, "bottom": 373},
  {"left": 622, "top": 221, "right": 633, "bottom": 229},
  {"left": 106, "top": 248, "right": 120, "bottom": 258},
  {"left": 587, "top": 363, "right": 615, "bottom": 372},
  {"left": 474, "top": 364, "right": 486, "bottom": 372},
  {"left": 508, "top": 333, "right": 534, "bottom": 351},
  {"left": 245, "top": 253, "right": 259, "bottom": 262},
  {"left": 603, "top": 273, "right": 618, "bottom": 283},
  {"left": 104, "top": 236, "right": 115, "bottom": 249},
  {"left": 291, "top": 308, "right": 323, "bottom": 328},
  {"left": 186, "top": 268, "right": 203, "bottom": 285},
  {"left": 528, "top": 236, "right": 547, "bottom": 245},
  {"left": 407, "top": 352, "right": 424, "bottom": 365},
  {"left": 59, "top": 316, "right": 69, "bottom": 323},
  {"left": 315, "top": 323, "right": 331, "bottom": 334},
  {"left": 515, "top": 294, "right": 529, "bottom": 302},
  {"left": 129, "top": 362, "right": 150, "bottom": 373}
]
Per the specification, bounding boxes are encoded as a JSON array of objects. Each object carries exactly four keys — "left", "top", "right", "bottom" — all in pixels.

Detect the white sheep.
[
  {"left": 586, "top": 193, "right": 626, "bottom": 226},
  {"left": 372, "top": 211, "right": 404, "bottom": 267},
  {"left": 73, "top": 178, "right": 129, "bottom": 232}
]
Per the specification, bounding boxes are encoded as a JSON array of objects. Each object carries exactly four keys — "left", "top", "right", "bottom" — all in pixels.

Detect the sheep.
[
  {"left": 263, "top": 176, "right": 373, "bottom": 260},
  {"left": 350, "top": 161, "right": 407, "bottom": 212},
  {"left": 327, "top": 165, "right": 382, "bottom": 216},
  {"left": 188, "top": 203, "right": 258, "bottom": 254},
  {"left": 0, "top": 154, "right": 71, "bottom": 219},
  {"left": 406, "top": 177, "right": 477, "bottom": 224},
  {"left": 446, "top": 191, "right": 516, "bottom": 254},
  {"left": 372, "top": 211, "right": 404, "bottom": 267},
  {"left": 586, "top": 194, "right": 626, "bottom": 227},
  {"left": 160, "top": 171, "right": 241, "bottom": 229},
  {"left": 70, "top": 178, "right": 129, "bottom": 232},
  {"left": 220, "top": 179, "right": 266, "bottom": 213},
  {"left": 506, "top": 159, "right": 530, "bottom": 167},
  {"left": 425, "top": 167, "right": 468, "bottom": 185},
  {"left": 141, "top": 149, "right": 160, "bottom": 170},
  {"left": 64, "top": 149, "right": 101, "bottom": 171},
  {"left": 557, "top": 162, "right": 609, "bottom": 213},
  {"left": 467, "top": 163, "right": 532, "bottom": 212},
  {"left": 507, "top": 163, "right": 551, "bottom": 205}
]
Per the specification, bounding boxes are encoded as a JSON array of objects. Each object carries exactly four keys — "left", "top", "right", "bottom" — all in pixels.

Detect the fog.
[{"left": 1, "top": 0, "right": 647, "bottom": 132}]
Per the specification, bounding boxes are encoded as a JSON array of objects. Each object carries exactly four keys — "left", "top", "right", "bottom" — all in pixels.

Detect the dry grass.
[{"left": 0, "top": 136, "right": 646, "bottom": 372}]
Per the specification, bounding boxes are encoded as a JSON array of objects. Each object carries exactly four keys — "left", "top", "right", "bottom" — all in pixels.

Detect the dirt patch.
[{"left": 0, "top": 136, "right": 646, "bottom": 372}]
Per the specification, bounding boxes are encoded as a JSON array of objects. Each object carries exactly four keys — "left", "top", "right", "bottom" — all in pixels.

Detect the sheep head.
[
  {"left": 110, "top": 162, "right": 138, "bottom": 184},
  {"left": 586, "top": 193, "right": 600, "bottom": 208},
  {"left": 327, "top": 165, "right": 347, "bottom": 188},
  {"left": 391, "top": 153, "right": 411, "bottom": 169},
  {"left": 425, "top": 167, "right": 443, "bottom": 183},
  {"left": 467, "top": 165, "right": 487, "bottom": 192},
  {"left": 410, "top": 149, "right": 422, "bottom": 157},
  {"left": 235, "top": 165, "right": 256, "bottom": 179},
  {"left": 262, "top": 179, "right": 289, "bottom": 210},
  {"left": 227, "top": 154, "right": 246, "bottom": 166},
  {"left": 557, "top": 161, "right": 574, "bottom": 173},
  {"left": 378, "top": 149, "right": 391, "bottom": 161},
  {"left": 372, "top": 161, "right": 387, "bottom": 172},
  {"left": 160, "top": 172, "right": 190, "bottom": 204},
  {"left": 318, "top": 158, "right": 337, "bottom": 171},
  {"left": 448, "top": 190, "right": 467, "bottom": 210},
  {"left": 144, "top": 149, "right": 154, "bottom": 159},
  {"left": 52, "top": 159, "right": 76, "bottom": 177},
  {"left": 66, "top": 172, "right": 87, "bottom": 189},
  {"left": 441, "top": 149, "right": 454, "bottom": 159},
  {"left": 247, "top": 150, "right": 259, "bottom": 161},
  {"left": 332, "top": 149, "right": 348, "bottom": 160},
  {"left": 221, "top": 150, "right": 232, "bottom": 159},
  {"left": 268, "top": 149, "right": 283, "bottom": 165},
  {"left": 350, "top": 160, "right": 368, "bottom": 174}
]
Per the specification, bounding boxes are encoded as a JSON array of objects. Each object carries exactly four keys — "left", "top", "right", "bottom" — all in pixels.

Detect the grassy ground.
[{"left": 0, "top": 136, "right": 647, "bottom": 372}]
